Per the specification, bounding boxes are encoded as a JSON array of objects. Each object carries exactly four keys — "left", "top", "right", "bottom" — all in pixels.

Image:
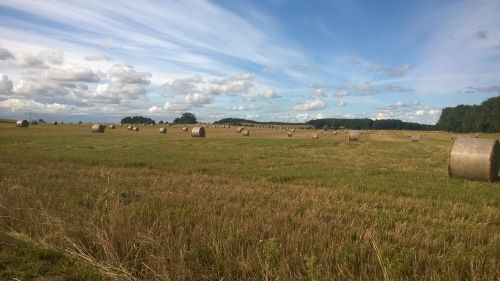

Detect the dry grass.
[{"left": 0, "top": 123, "right": 499, "bottom": 280}]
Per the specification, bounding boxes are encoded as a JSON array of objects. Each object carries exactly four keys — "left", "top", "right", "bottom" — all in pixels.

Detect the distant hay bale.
[
  {"left": 127, "top": 125, "right": 133, "bottom": 130},
  {"left": 109, "top": 124, "right": 116, "bottom": 129},
  {"left": 52, "top": 121, "right": 58, "bottom": 125},
  {"left": 30, "top": 120, "right": 38, "bottom": 125},
  {"left": 411, "top": 135, "right": 420, "bottom": 142},
  {"left": 16, "top": 120, "right": 29, "bottom": 127},
  {"left": 236, "top": 126, "right": 243, "bottom": 133},
  {"left": 159, "top": 127, "right": 167, "bottom": 134},
  {"left": 332, "top": 130, "right": 337, "bottom": 135},
  {"left": 475, "top": 133, "right": 480, "bottom": 138},
  {"left": 291, "top": 128, "right": 296, "bottom": 132},
  {"left": 132, "top": 126, "right": 139, "bottom": 131},
  {"left": 191, "top": 126, "right": 205, "bottom": 138},
  {"left": 288, "top": 132, "right": 293, "bottom": 137},
  {"left": 312, "top": 133, "right": 319, "bottom": 139},
  {"left": 242, "top": 130, "right": 249, "bottom": 136},
  {"left": 448, "top": 137, "right": 499, "bottom": 182},
  {"left": 348, "top": 130, "right": 360, "bottom": 142},
  {"left": 91, "top": 124, "right": 105, "bottom": 133},
  {"left": 182, "top": 127, "right": 188, "bottom": 131}
]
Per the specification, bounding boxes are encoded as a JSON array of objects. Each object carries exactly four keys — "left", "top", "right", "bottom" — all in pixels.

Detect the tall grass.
[{"left": 0, "top": 124, "right": 499, "bottom": 280}]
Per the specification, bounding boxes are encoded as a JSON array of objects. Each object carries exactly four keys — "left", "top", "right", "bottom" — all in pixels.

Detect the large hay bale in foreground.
[
  {"left": 91, "top": 124, "right": 105, "bottom": 133},
  {"left": 348, "top": 130, "right": 359, "bottom": 142},
  {"left": 236, "top": 127, "right": 243, "bottom": 133},
  {"left": 191, "top": 126, "right": 205, "bottom": 138},
  {"left": 182, "top": 127, "right": 188, "bottom": 131},
  {"left": 448, "top": 137, "right": 499, "bottom": 182},
  {"left": 242, "top": 130, "right": 249, "bottom": 136},
  {"left": 16, "top": 120, "right": 29, "bottom": 127},
  {"left": 312, "top": 133, "right": 319, "bottom": 139},
  {"left": 159, "top": 127, "right": 167, "bottom": 134}
]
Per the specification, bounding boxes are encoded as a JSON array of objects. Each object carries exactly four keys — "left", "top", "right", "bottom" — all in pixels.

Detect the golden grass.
[{"left": 0, "top": 123, "right": 499, "bottom": 280}]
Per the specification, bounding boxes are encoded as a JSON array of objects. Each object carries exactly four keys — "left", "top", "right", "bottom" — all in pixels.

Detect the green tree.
[{"left": 173, "top": 112, "right": 197, "bottom": 124}]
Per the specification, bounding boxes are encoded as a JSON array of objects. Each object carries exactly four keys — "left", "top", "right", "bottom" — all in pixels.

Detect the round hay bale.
[
  {"left": 348, "top": 130, "right": 359, "bottom": 142},
  {"left": 475, "top": 133, "right": 480, "bottom": 138},
  {"left": 288, "top": 132, "right": 293, "bottom": 137},
  {"left": 291, "top": 128, "right": 296, "bottom": 132},
  {"left": 182, "top": 127, "right": 188, "bottom": 131},
  {"left": 312, "top": 133, "right": 319, "bottom": 139},
  {"left": 30, "top": 120, "right": 38, "bottom": 125},
  {"left": 109, "top": 124, "right": 116, "bottom": 129},
  {"left": 242, "top": 130, "right": 249, "bottom": 136},
  {"left": 411, "top": 135, "right": 420, "bottom": 142},
  {"left": 127, "top": 125, "right": 133, "bottom": 130},
  {"left": 191, "top": 126, "right": 205, "bottom": 138},
  {"left": 159, "top": 127, "right": 167, "bottom": 134},
  {"left": 236, "top": 126, "right": 243, "bottom": 133},
  {"left": 91, "top": 124, "right": 105, "bottom": 133},
  {"left": 448, "top": 137, "right": 499, "bottom": 182},
  {"left": 52, "top": 121, "right": 58, "bottom": 125},
  {"left": 16, "top": 120, "right": 29, "bottom": 127},
  {"left": 133, "top": 126, "right": 139, "bottom": 131},
  {"left": 332, "top": 130, "right": 337, "bottom": 135}
]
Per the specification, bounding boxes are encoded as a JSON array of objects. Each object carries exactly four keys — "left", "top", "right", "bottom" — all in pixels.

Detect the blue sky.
[{"left": 0, "top": 0, "right": 499, "bottom": 124}]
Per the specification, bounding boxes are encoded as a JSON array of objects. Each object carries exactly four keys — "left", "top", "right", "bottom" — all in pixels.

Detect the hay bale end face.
[
  {"left": 312, "top": 133, "right": 319, "bottom": 139},
  {"left": 242, "top": 130, "right": 249, "bottom": 136},
  {"left": 159, "top": 127, "right": 167, "bottom": 134},
  {"left": 16, "top": 120, "right": 29, "bottom": 127},
  {"left": 91, "top": 124, "right": 105, "bottom": 133},
  {"left": 348, "top": 130, "right": 360, "bottom": 142},
  {"left": 448, "top": 137, "right": 499, "bottom": 182},
  {"left": 191, "top": 126, "right": 205, "bottom": 138},
  {"left": 236, "top": 127, "right": 243, "bottom": 133}
]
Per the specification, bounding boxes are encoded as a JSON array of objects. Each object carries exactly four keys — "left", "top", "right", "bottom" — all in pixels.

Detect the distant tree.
[
  {"left": 173, "top": 112, "right": 197, "bottom": 124},
  {"left": 436, "top": 96, "right": 500, "bottom": 132},
  {"left": 38, "top": 118, "right": 46, "bottom": 123},
  {"left": 158, "top": 120, "right": 164, "bottom": 124},
  {"left": 121, "top": 116, "right": 156, "bottom": 124}
]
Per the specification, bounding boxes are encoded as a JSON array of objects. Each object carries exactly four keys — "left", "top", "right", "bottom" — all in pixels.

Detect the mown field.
[{"left": 0, "top": 122, "right": 499, "bottom": 281}]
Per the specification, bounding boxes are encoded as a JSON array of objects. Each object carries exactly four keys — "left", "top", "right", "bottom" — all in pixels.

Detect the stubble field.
[{"left": 0, "top": 122, "right": 499, "bottom": 280}]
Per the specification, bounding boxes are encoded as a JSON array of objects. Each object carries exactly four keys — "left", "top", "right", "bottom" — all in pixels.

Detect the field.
[{"left": 0, "top": 122, "right": 499, "bottom": 280}]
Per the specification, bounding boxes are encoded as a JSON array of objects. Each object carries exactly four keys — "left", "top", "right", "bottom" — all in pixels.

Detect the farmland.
[{"left": 0, "top": 122, "right": 499, "bottom": 280}]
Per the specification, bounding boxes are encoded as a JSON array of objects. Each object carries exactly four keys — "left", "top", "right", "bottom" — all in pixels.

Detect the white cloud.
[
  {"left": 84, "top": 54, "right": 112, "bottom": 61},
  {"left": 0, "top": 98, "right": 74, "bottom": 113},
  {"left": 336, "top": 100, "right": 346, "bottom": 107},
  {"left": 0, "top": 74, "right": 13, "bottom": 96},
  {"left": 0, "top": 48, "right": 15, "bottom": 60},
  {"left": 44, "top": 66, "right": 100, "bottom": 82},
  {"left": 295, "top": 113, "right": 325, "bottom": 122},
  {"left": 294, "top": 99, "right": 326, "bottom": 111}
]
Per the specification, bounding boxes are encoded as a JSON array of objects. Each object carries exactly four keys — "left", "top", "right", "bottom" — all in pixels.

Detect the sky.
[{"left": 0, "top": 0, "right": 499, "bottom": 124}]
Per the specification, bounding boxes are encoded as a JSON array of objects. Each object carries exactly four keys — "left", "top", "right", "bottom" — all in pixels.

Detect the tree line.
[{"left": 436, "top": 95, "right": 500, "bottom": 132}]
